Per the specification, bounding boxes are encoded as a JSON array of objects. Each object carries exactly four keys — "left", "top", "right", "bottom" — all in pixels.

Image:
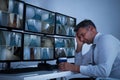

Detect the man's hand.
[
  {"left": 75, "top": 34, "right": 84, "bottom": 53},
  {"left": 59, "top": 62, "right": 80, "bottom": 73}
]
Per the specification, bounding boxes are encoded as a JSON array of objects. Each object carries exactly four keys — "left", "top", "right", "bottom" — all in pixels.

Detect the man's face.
[{"left": 76, "top": 27, "right": 93, "bottom": 44}]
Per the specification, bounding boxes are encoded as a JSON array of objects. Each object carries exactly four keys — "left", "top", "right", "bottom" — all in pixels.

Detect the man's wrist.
[
  {"left": 71, "top": 65, "right": 80, "bottom": 73},
  {"left": 75, "top": 45, "right": 83, "bottom": 53},
  {"left": 74, "top": 65, "right": 80, "bottom": 72},
  {"left": 75, "top": 47, "right": 82, "bottom": 53},
  {"left": 75, "top": 49, "right": 81, "bottom": 53}
]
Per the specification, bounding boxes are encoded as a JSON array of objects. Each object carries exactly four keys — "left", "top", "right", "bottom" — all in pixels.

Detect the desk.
[
  {"left": 0, "top": 70, "right": 89, "bottom": 80},
  {"left": 0, "top": 70, "right": 119, "bottom": 80}
]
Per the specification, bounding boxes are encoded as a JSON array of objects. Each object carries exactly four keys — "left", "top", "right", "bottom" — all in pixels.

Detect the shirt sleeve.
[
  {"left": 75, "top": 45, "right": 93, "bottom": 66},
  {"left": 74, "top": 51, "right": 82, "bottom": 66},
  {"left": 80, "top": 35, "right": 120, "bottom": 77}
]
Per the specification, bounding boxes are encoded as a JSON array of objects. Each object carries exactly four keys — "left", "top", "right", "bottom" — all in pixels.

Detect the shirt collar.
[{"left": 93, "top": 32, "right": 102, "bottom": 44}]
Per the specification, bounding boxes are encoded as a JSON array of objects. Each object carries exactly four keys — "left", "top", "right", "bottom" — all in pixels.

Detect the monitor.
[
  {"left": 23, "top": 33, "right": 54, "bottom": 61},
  {"left": 0, "top": 30, "right": 22, "bottom": 62},
  {"left": 55, "top": 37, "right": 75, "bottom": 58},
  {"left": 55, "top": 13, "right": 76, "bottom": 36},
  {"left": 25, "top": 4, "right": 55, "bottom": 34},
  {"left": 0, "top": 0, "right": 24, "bottom": 30}
]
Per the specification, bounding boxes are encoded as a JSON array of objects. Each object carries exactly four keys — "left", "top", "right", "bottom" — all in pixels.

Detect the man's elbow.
[{"left": 98, "top": 67, "right": 110, "bottom": 78}]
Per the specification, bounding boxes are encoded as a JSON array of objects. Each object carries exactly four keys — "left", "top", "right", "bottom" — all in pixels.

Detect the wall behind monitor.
[{"left": 1, "top": 0, "right": 119, "bottom": 69}]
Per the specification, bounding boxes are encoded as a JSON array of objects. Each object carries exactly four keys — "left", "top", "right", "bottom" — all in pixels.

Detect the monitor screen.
[
  {"left": 0, "top": 0, "right": 24, "bottom": 29},
  {"left": 23, "top": 33, "right": 54, "bottom": 61},
  {"left": 55, "top": 37, "right": 75, "bottom": 58},
  {"left": 0, "top": 30, "right": 22, "bottom": 61},
  {"left": 56, "top": 13, "right": 76, "bottom": 36},
  {"left": 25, "top": 4, "right": 55, "bottom": 34}
]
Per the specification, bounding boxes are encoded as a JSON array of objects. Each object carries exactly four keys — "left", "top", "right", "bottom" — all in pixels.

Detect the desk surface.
[
  {"left": 0, "top": 70, "right": 119, "bottom": 80},
  {"left": 0, "top": 70, "right": 89, "bottom": 80}
]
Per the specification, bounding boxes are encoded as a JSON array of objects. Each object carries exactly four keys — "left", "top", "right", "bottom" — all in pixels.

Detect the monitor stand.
[
  {"left": 37, "top": 61, "right": 52, "bottom": 70},
  {"left": 0, "top": 62, "right": 13, "bottom": 74},
  {"left": 0, "top": 61, "right": 57, "bottom": 74},
  {"left": 5, "top": 62, "right": 11, "bottom": 70}
]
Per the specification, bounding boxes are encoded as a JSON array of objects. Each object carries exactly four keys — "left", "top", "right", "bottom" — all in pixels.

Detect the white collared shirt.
[{"left": 75, "top": 33, "right": 120, "bottom": 79}]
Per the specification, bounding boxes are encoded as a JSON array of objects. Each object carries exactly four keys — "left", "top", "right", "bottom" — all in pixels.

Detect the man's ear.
[{"left": 89, "top": 25, "right": 94, "bottom": 31}]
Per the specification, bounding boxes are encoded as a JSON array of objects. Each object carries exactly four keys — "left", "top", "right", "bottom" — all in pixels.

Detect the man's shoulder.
[
  {"left": 98, "top": 33, "right": 119, "bottom": 44},
  {"left": 100, "top": 34, "right": 117, "bottom": 40}
]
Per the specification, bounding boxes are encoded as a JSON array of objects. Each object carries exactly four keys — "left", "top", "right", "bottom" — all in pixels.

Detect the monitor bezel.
[
  {"left": 23, "top": 32, "right": 55, "bottom": 61},
  {"left": 54, "top": 36, "right": 75, "bottom": 59},
  {"left": 0, "top": 29, "right": 23, "bottom": 62},
  {"left": 24, "top": 3, "right": 56, "bottom": 35},
  {"left": 0, "top": 0, "right": 25, "bottom": 30},
  {"left": 55, "top": 12, "right": 76, "bottom": 37}
]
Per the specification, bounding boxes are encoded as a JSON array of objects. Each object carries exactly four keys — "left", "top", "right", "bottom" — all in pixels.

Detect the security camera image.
[
  {"left": 0, "top": 30, "right": 22, "bottom": 61},
  {"left": 56, "top": 14, "right": 75, "bottom": 36},
  {"left": 24, "top": 34, "right": 54, "bottom": 60},
  {"left": 24, "top": 34, "right": 41, "bottom": 47},
  {"left": 24, "top": 34, "right": 41, "bottom": 60},
  {"left": 41, "top": 36, "right": 54, "bottom": 48},
  {"left": 0, "top": 0, "right": 24, "bottom": 29},
  {"left": 40, "top": 37, "right": 54, "bottom": 60},
  {"left": 40, "top": 48, "right": 54, "bottom": 60},
  {"left": 25, "top": 5, "right": 55, "bottom": 34},
  {"left": 55, "top": 37, "right": 75, "bottom": 58}
]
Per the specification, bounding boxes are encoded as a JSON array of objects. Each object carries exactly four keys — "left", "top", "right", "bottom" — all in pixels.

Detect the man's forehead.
[{"left": 77, "top": 27, "right": 86, "bottom": 33}]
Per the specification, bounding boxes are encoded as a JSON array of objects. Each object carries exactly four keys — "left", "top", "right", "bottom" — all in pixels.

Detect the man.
[{"left": 59, "top": 19, "right": 120, "bottom": 79}]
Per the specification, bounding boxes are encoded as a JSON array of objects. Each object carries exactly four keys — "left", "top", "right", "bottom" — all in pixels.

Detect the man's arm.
[{"left": 75, "top": 35, "right": 84, "bottom": 53}]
